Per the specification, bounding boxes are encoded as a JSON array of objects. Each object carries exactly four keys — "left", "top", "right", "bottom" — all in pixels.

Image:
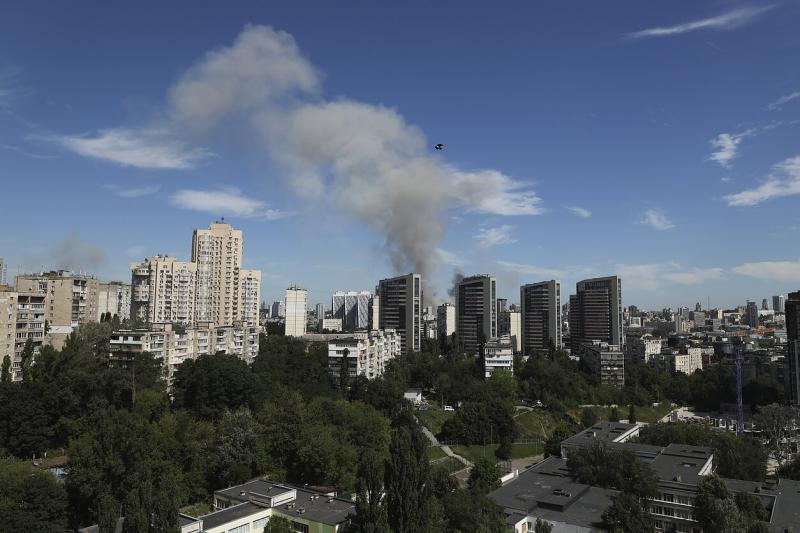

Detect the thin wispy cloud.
[
  {"left": 436, "top": 248, "right": 467, "bottom": 268},
  {"left": 475, "top": 225, "right": 517, "bottom": 248},
  {"left": 628, "top": 5, "right": 775, "bottom": 39},
  {"left": 733, "top": 260, "right": 800, "bottom": 283},
  {"left": 103, "top": 184, "right": 162, "bottom": 198},
  {"left": 171, "top": 188, "right": 292, "bottom": 220},
  {"left": 767, "top": 90, "right": 800, "bottom": 111},
  {"left": 0, "top": 142, "right": 55, "bottom": 159},
  {"left": 708, "top": 129, "right": 755, "bottom": 168},
  {"left": 495, "top": 260, "right": 567, "bottom": 279},
  {"left": 567, "top": 206, "right": 592, "bottom": 218},
  {"left": 616, "top": 263, "right": 723, "bottom": 291},
  {"left": 724, "top": 155, "right": 800, "bottom": 206},
  {"left": 640, "top": 208, "right": 675, "bottom": 230},
  {"left": 50, "top": 128, "right": 213, "bottom": 170}
]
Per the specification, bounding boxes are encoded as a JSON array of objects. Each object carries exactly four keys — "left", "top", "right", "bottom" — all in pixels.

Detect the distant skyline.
[{"left": 1, "top": 1, "right": 799, "bottom": 309}]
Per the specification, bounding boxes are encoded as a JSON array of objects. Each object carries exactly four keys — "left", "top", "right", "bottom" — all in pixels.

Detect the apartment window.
[
  {"left": 227, "top": 525, "right": 249, "bottom": 533},
  {"left": 290, "top": 522, "right": 309, "bottom": 533},
  {"left": 252, "top": 518, "right": 267, "bottom": 532}
]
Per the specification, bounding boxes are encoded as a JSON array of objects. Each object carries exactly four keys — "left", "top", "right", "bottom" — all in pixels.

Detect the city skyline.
[{"left": 1, "top": 2, "right": 799, "bottom": 309}]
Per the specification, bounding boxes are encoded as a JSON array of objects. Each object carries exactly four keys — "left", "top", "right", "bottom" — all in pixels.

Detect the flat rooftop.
[{"left": 562, "top": 422, "right": 637, "bottom": 448}]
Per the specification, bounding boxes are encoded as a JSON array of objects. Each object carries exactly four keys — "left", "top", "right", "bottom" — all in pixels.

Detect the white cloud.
[
  {"left": 452, "top": 170, "right": 544, "bottom": 216},
  {"left": 52, "top": 128, "right": 212, "bottom": 169},
  {"left": 567, "top": 206, "right": 592, "bottom": 218},
  {"left": 495, "top": 260, "right": 567, "bottom": 279},
  {"left": 708, "top": 130, "right": 754, "bottom": 168},
  {"left": 105, "top": 184, "right": 161, "bottom": 198},
  {"left": 767, "top": 90, "right": 800, "bottom": 111},
  {"left": 733, "top": 260, "right": 800, "bottom": 283},
  {"left": 640, "top": 208, "right": 675, "bottom": 230},
  {"left": 436, "top": 248, "right": 466, "bottom": 268},
  {"left": 475, "top": 225, "right": 516, "bottom": 249},
  {"left": 0, "top": 142, "right": 55, "bottom": 159},
  {"left": 171, "top": 188, "right": 292, "bottom": 220},
  {"left": 724, "top": 156, "right": 800, "bottom": 206},
  {"left": 628, "top": 6, "right": 775, "bottom": 39},
  {"left": 616, "top": 263, "right": 723, "bottom": 291}
]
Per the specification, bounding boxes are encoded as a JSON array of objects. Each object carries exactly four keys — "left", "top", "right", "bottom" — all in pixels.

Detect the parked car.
[{"left": 443, "top": 405, "right": 455, "bottom": 412}]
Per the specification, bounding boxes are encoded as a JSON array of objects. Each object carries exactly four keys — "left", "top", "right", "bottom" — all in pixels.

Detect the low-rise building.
[
  {"left": 180, "top": 479, "right": 354, "bottom": 533},
  {"left": 669, "top": 348, "right": 703, "bottom": 375},
  {"left": 318, "top": 318, "right": 343, "bottom": 332},
  {"left": 626, "top": 335, "right": 663, "bottom": 363},
  {"left": 327, "top": 329, "right": 400, "bottom": 380},
  {"left": 484, "top": 334, "right": 514, "bottom": 379}
]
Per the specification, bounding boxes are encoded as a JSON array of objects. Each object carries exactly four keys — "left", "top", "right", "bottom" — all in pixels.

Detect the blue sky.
[{"left": 1, "top": 1, "right": 799, "bottom": 310}]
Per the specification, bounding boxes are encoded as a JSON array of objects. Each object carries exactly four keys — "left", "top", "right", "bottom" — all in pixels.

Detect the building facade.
[
  {"left": 669, "top": 349, "right": 703, "bottom": 375},
  {"left": 192, "top": 222, "right": 242, "bottom": 326},
  {"left": 569, "top": 275, "right": 623, "bottom": 354},
  {"left": 498, "top": 310, "right": 521, "bottom": 353},
  {"left": 331, "top": 290, "right": 372, "bottom": 330},
  {"left": 130, "top": 256, "right": 198, "bottom": 326},
  {"left": 327, "top": 329, "right": 401, "bottom": 380},
  {"left": 455, "top": 275, "right": 496, "bottom": 355},
  {"left": 484, "top": 335, "right": 514, "bottom": 378},
  {"left": 97, "top": 281, "right": 131, "bottom": 321},
  {"left": 377, "top": 273, "right": 422, "bottom": 353},
  {"left": 746, "top": 300, "right": 759, "bottom": 328},
  {"left": 284, "top": 286, "right": 308, "bottom": 337},
  {"left": 773, "top": 295, "right": 786, "bottom": 313},
  {"left": 520, "top": 280, "right": 562, "bottom": 356},
  {"left": 0, "top": 286, "right": 18, "bottom": 379},
  {"left": 576, "top": 340, "right": 624, "bottom": 387},
  {"left": 788, "top": 291, "right": 800, "bottom": 406},
  {"left": 437, "top": 302, "right": 456, "bottom": 344}
]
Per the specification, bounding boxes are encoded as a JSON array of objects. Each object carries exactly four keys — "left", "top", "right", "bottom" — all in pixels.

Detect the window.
[
  {"left": 291, "top": 522, "right": 309, "bottom": 533},
  {"left": 253, "top": 518, "right": 268, "bottom": 532},
  {"left": 228, "top": 525, "right": 249, "bottom": 533}
]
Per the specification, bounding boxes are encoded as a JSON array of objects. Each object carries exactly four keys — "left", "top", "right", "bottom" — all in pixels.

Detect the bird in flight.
[{"left": 434, "top": 143, "right": 444, "bottom": 151}]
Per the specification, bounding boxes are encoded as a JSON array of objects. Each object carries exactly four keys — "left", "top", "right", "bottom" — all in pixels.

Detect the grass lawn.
[
  {"left": 514, "top": 408, "right": 562, "bottom": 438},
  {"left": 569, "top": 401, "right": 674, "bottom": 425},
  {"left": 426, "top": 446, "right": 448, "bottom": 461},
  {"left": 180, "top": 502, "right": 211, "bottom": 518},
  {"left": 416, "top": 409, "right": 454, "bottom": 435},
  {"left": 451, "top": 442, "right": 544, "bottom": 465},
  {"left": 431, "top": 456, "right": 466, "bottom": 474}
]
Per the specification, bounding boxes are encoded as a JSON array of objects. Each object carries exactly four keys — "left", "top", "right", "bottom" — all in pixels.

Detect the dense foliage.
[{"left": 694, "top": 475, "right": 769, "bottom": 533}]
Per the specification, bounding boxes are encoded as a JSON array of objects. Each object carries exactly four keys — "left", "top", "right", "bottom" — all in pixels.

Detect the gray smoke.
[
  {"left": 448, "top": 270, "right": 465, "bottom": 298},
  {"left": 25, "top": 232, "right": 106, "bottom": 273}
]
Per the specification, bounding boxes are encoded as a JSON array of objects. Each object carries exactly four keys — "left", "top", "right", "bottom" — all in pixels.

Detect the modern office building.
[
  {"left": 97, "top": 281, "right": 131, "bottom": 321},
  {"left": 455, "top": 275, "right": 496, "bottom": 355},
  {"left": 192, "top": 222, "right": 261, "bottom": 327},
  {"left": 496, "top": 298, "right": 508, "bottom": 316},
  {"left": 569, "top": 275, "right": 623, "bottom": 353},
  {"left": 130, "top": 256, "right": 198, "bottom": 326},
  {"left": 377, "top": 273, "right": 422, "bottom": 353},
  {"left": 327, "top": 329, "right": 401, "bottom": 380},
  {"left": 271, "top": 300, "right": 285, "bottom": 319},
  {"left": 437, "top": 302, "right": 456, "bottom": 344},
  {"left": 331, "top": 290, "right": 372, "bottom": 330},
  {"left": 484, "top": 335, "right": 514, "bottom": 378},
  {"left": 745, "top": 300, "right": 759, "bottom": 328},
  {"left": 520, "top": 280, "right": 562, "bottom": 356},
  {"left": 15, "top": 270, "right": 99, "bottom": 350},
  {"left": 773, "top": 295, "right": 786, "bottom": 313},
  {"left": 787, "top": 291, "right": 800, "bottom": 406},
  {"left": 284, "top": 286, "right": 308, "bottom": 337}
]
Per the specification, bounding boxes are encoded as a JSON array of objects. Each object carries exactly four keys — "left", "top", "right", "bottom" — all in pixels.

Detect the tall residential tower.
[
  {"left": 377, "top": 273, "right": 422, "bottom": 353},
  {"left": 569, "top": 276, "right": 623, "bottom": 353},
  {"left": 455, "top": 275, "right": 497, "bottom": 355},
  {"left": 520, "top": 280, "right": 562, "bottom": 356}
]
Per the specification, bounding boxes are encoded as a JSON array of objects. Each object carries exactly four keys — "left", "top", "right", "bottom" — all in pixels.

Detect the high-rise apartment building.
[
  {"left": 271, "top": 301, "right": 285, "bottom": 319},
  {"left": 773, "top": 295, "right": 786, "bottom": 313},
  {"left": 762, "top": 298, "right": 769, "bottom": 311},
  {"left": 377, "top": 273, "right": 422, "bottom": 353},
  {"left": 1, "top": 285, "right": 46, "bottom": 381},
  {"left": 97, "top": 281, "right": 132, "bottom": 321},
  {"left": 285, "top": 286, "right": 308, "bottom": 337},
  {"left": 787, "top": 291, "right": 800, "bottom": 406},
  {"left": 192, "top": 222, "right": 261, "bottom": 327},
  {"left": 130, "top": 256, "right": 197, "bottom": 326},
  {"left": 520, "top": 280, "right": 562, "bottom": 356},
  {"left": 370, "top": 294, "right": 380, "bottom": 330},
  {"left": 316, "top": 303, "right": 325, "bottom": 320},
  {"left": 745, "top": 301, "right": 759, "bottom": 328},
  {"left": 437, "top": 302, "right": 456, "bottom": 343},
  {"left": 0, "top": 286, "right": 17, "bottom": 378},
  {"left": 569, "top": 276, "right": 623, "bottom": 353},
  {"left": 455, "top": 275, "right": 497, "bottom": 355},
  {"left": 331, "top": 290, "right": 372, "bottom": 330},
  {"left": 15, "top": 270, "right": 99, "bottom": 350}
]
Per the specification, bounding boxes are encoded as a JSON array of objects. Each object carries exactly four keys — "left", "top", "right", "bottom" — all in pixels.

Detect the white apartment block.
[
  {"left": 670, "top": 349, "right": 703, "bottom": 375},
  {"left": 285, "top": 286, "right": 308, "bottom": 337},
  {"left": 109, "top": 321, "right": 261, "bottom": 385},
  {"left": 437, "top": 302, "right": 456, "bottom": 342},
  {"left": 237, "top": 269, "right": 261, "bottom": 326},
  {"left": 97, "top": 281, "right": 131, "bottom": 321},
  {"left": 627, "top": 335, "right": 663, "bottom": 363},
  {"left": 131, "top": 256, "right": 198, "bottom": 326},
  {"left": 484, "top": 334, "right": 514, "bottom": 379},
  {"left": 0, "top": 286, "right": 46, "bottom": 382},
  {"left": 192, "top": 222, "right": 243, "bottom": 326},
  {"left": 498, "top": 310, "right": 521, "bottom": 353},
  {"left": 0, "top": 286, "right": 18, "bottom": 379},
  {"left": 328, "top": 329, "right": 400, "bottom": 380},
  {"left": 319, "top": 318, "right": 343, "bottom": 332},
  {"left": 331, "top": 290, "right": 372, "bottom": 330}
]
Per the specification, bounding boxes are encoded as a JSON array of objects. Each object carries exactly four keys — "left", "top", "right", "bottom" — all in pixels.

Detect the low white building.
[
  {"left": 484, "top": 334, "right": 514, "bottom": 379},
  {"left": 627, "top": 335, "right": 663, "bottom": 363},
  {"left": 109, "top": 321, "right": 261, "bottom": 385},
  {"left": 328, "top": 329, "right": 400, "bottom": 380},
  {"left": 669, "top": 348, "right": 703, "bottom": 375},
  {"left": 319, "top": 318, "right": 343, "bottom": 332}
]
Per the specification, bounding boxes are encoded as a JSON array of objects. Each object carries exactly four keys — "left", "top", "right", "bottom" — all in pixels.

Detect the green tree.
[
  {"left": 0, "top": 457, "right": 69, "bottom": 532},
  {"left": 534, "top": 517, "right": 554, "bottom": 533},
  {"left": 20, "top": 338, "right": 35, "bottom": 382},
  {"left": 627, "top": 404, "right": 636, "bottom": 424},
  {"left": 580, "top": 407, "right": 598, "bottom": 428},
  {"left": 0, "top": 355, "right": 10, "bottom": 382},
  {"left": 602, "top": 491, "right": 653, "bottom": 533},
  {"left": 385, "top": 425, "right": 429, "bottom": 533},
  {"left": 567, "top": 441, "right": 657, "bottom": 499},
  {"left": 172, "top": 352, "right": 259, "bottom": 419},
  {"left": 609, "top": 406, "right": 620, "bottom": 422},
  {"left": 753, "top": 404, "right": 800, "bottom": 464},
  {"left": 263, "top": 515, "right": 294, "bottom": 533},
  {"left": 214, "top": 408, "right": 266, "bottom": 488},
  {"left": 350, "top": 451, "right": 389, "bottom": 533},
  {"left": 468, "top": 457, "right": 500, "bottom": 494}
]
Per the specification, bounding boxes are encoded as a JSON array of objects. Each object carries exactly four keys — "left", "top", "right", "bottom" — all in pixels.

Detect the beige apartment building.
[
  {"left": 0, "top": 286, "right": 17, "bottom": 378},
  {"left": 97, "top": 281, "right": 131, "bottom": 321},
  {"left": 237, "top": 269, "right": 261, "bottom": 326},
  {"left": 130, "top": 256, "right": 197, "bottom": 326},
  {"left": 0, "top": 285, "right": 46, "bottom": 381},
  {"left": 15, "top": 271, "right": 98, "bottom": 350}
]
